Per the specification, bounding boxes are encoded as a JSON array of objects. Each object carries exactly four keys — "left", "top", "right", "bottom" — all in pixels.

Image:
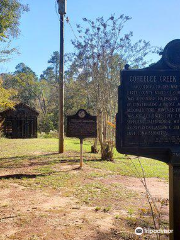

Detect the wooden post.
[
  {"left": 80, "top": 138, "right": 83, "bottom": 168},
  {"left": 59, "top": 14, "right": 64, "bottom": 153},
  {"left": 169, "top": 163, "right": 180, "bottom": 240}
]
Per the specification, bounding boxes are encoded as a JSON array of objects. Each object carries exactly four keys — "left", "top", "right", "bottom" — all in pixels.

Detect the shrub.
[
  {"left": 38, "top": 130, "right": 58, "bottom": 139},
  {"left": 38, "top": 114, "right": 55, "bottom": 133}
]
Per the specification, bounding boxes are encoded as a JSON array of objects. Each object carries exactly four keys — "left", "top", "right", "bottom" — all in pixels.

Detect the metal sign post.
[
  {"left": 169, "top": 151, "right": 180, "bottom": 240},
  {"left": 66, "top": 109, "right": 97, "bottom": 168},
  {"left": 80, "top": 138, "right": 83, "bottom": 168},
  {"left": 116, "top": 40, "right": 180, "bottom": 239}
]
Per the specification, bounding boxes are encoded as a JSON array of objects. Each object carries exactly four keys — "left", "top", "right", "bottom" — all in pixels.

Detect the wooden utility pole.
[
  {"left": 57, "top": 0, "right": 67, "bottom": 153},
  {"left": 59, "top": 14, "right": 64, "bottom": 153}
]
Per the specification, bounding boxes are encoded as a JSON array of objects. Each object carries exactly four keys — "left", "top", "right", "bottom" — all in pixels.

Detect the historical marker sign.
[
  {"left": 66, "top": 109, "right": 97, "bottom": 139},
  {"left": 67, "top": 109, "right": 97, "bottom": 168},
  {"left": 116, "top": 70, "right": 180, "bottom": 162},
  {"left": 116, "top": 40, "right": 180, "bottom": 163},
  {"left": 116, "top": 39, "right": 180, "bottom": 240}
]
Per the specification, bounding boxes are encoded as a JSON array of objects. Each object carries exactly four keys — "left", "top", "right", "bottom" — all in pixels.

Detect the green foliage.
[
  {"left": 64, "top": 15, "right": 159, "bottom": 159},
  {"left": 65, "top": 78, "right": 89, "bottom": 115},
  {"left": 47, "top": 51, "right": 59, "bottom": 83},
  {"left": 0, "top": 77, "right": 15, "bottom": 138},
  {"left": 0, "top": 0, "right": 28, "bottom": 41},
  {"left": 39, "top": 53, "right": 61, "bottom": 131},
  {"left": 3, "top": 63, "right": 40, "bottom": 106},
  {"left": 0, "top": 0, "right": 29, "bottom": 62},
  {"left": 0, "top": 75, "right": 16, "bottom": 111},
  {"left": 40, "top": 67, "right": 55, "bottom": 83},
  {"left": 0, "top": 47, "right": 17, "bottom": 63},
  {"left": 38, "top": 114, "right": 55, "bottom": 133},
  {"left": 1, "top": 14, "right": 160, "bottom": 142}
]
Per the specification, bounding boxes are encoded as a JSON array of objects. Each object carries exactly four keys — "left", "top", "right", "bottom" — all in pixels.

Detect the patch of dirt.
[
  {"left": 0, "top": 182, "right": 117, "bottom": 240},
  {"left": 0, "top": 154, "right": 169, "bottom": 240},
  {"left": 100, "top": 175, "right": 168, "bottom": 199}
]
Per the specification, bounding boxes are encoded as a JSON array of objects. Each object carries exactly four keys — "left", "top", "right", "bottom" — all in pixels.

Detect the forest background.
[{"left": 0, "top": 0, "right": 160, "bottom": 159}]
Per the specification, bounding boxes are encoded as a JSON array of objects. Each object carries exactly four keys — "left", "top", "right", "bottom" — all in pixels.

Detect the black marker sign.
[
  {"left": 116, "top": 40, "right": 180, "bottom": 240},
  {"left": 116, "top": 40, "right": 180, "bottom": 163},
  {"left": 66, "top": 109, "right": 97, "bottom": 139}
]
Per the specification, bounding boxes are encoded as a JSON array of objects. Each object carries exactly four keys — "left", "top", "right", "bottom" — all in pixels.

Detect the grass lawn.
[
  {"left": 0, "top": 137, "right": 168, "bottom": 180},
  {"left": 0, "top": 138, "right": 169, "bottom": 240}
]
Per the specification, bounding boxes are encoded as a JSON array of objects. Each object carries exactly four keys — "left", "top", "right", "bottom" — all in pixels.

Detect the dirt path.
[{"left": 0, "top": 160, "right": 169, "bottom": 240}]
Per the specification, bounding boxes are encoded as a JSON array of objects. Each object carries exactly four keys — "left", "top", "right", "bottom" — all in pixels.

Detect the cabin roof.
[{"left": 0, "top": 103, "right": 39, "bottom": 116}]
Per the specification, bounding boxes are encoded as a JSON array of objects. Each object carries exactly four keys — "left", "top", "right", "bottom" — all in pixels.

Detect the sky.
[{"left": 1, "top": 0, "right": 180, "bottom": 76}]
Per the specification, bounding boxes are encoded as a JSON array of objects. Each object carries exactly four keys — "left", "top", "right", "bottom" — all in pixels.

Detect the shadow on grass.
[
  {"left": 0, "top": 165, "right": 85, "bottom": 179},
  {"left": 0, "top": 173, "right": 46, "bottom": 180},
  {"left": 0, "top": 152, "right": 82, "bottom": 168},
  {"left": 0, "top": 150, "right": 116, "bottom": 171},
  {"left": 0, "top": 152, "right": 97, "bottom": 162},
  {"left": 0, "top": 152, "right": 59, "bottom": 161}
]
